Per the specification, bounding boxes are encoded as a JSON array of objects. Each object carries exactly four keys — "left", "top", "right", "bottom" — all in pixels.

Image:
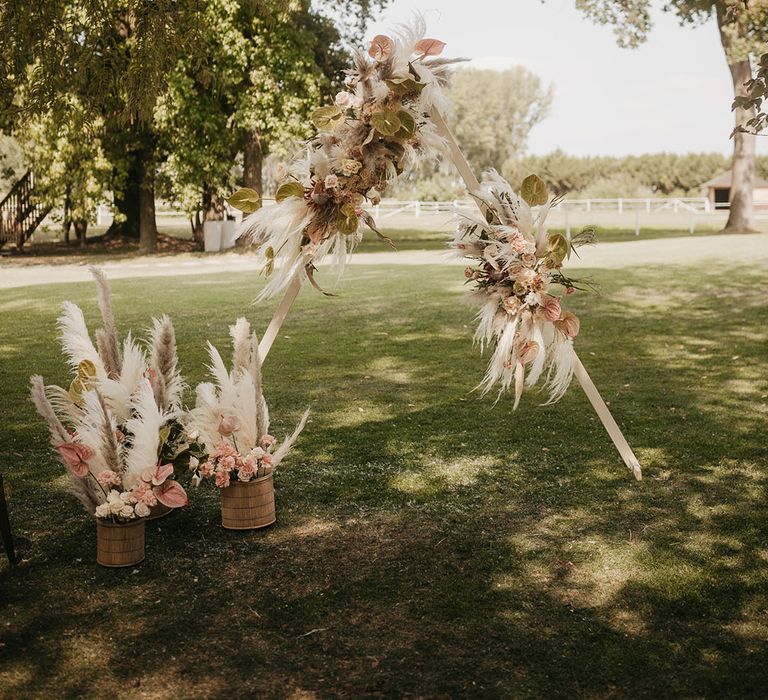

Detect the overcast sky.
[{"left": 367, "top": 0, "right": 768, "bottom": 157}]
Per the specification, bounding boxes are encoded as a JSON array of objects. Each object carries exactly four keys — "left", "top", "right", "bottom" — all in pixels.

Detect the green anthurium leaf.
[
  {"left": 226, "top": 187, "right": 261, "bottom": 213},
  {"left": 311, "top": 105, "right": 344, "bottom": 131},
  {"left": 385, "top": 78, "right": 425, "bottom": 96},
  {"left": 371, "top": 110, "right": 402, "bottom": 137},
  {"left": 77, "top": 359, "right": 97, "bottom": 381},
  {"left": 158, "top": 424, "right": 171, "bottom": 447},
  {"left": 335, "top": 203, "right": 359, "bottom": 235},
  {"left": 520, "top": 174, "right": 548, "bottom": 207},
  {"left": 545, "top": 233, "right": 570, "bottom": 265},
  {"left": 275, "top": 182, "right": 305, "bottom": 203},
  {"left": 392, "top": 110, "right": 416, "bottom": 139}
]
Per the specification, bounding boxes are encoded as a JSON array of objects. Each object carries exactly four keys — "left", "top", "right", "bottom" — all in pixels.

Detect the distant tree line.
[{"left": 391, "top": 151, "right": 768, "bottom": 201}]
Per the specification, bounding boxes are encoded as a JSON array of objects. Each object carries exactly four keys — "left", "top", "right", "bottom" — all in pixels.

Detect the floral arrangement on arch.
[
  {"left": 454, "top": 172, "right": 596, "bottom": 408},
  {"left": 230, "top": 19, "right": 459, "bottom": 299},
  {"left": 29, "top": 268, "right": 190, "bottom": 522},
  {"left": 185, "top": 318, "right": 309, "bottom": 488}
]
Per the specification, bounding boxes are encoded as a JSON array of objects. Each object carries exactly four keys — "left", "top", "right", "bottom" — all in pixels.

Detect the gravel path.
[{"left": 1, "top": 232, "right": 766, "bottom": 289}]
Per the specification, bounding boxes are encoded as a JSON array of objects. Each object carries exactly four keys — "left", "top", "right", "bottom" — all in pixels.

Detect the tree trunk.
[
  {"left": 138, "top": 165, "right": 158, "bottom": 254},
  {"left": 716, "top": 4, "right": 757, "bottom": 233},
  {"left": 202, "top": 183, "right": 226, "bottom": 222},
  {"left": 243, "top": 128, "right": 263, "bottom": 195},
  {"left": 63, "top": 185, "right": 72, "bottom": 245},
  {"left": 106, "top": 158, "right": 141, "bottom": 239},
  {"left": 74, "top": 219, "right": 88, "bottom": 247}
]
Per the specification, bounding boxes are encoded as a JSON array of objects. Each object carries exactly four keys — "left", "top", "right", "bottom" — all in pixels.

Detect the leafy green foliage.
[
  {"left": 447, "top": 68, "right": 553, "bottom": 173},
  {"left": 733, "top": 51, "right": 768, "bottom": 136}
]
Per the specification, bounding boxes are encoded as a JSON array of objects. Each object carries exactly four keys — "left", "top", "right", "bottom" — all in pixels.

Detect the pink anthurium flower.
[
  {"left": 414, "top": 38, "right": 446, "bottom": 58},
  {"left": 368, "top": 34, "right": 394, "bottom": 61},
  {"left": 150, "top": 463, "right": 174, "bottom": 486},
  {"left": 154, "top": 480, "right": 188, "bottom": 508},
  {"left": 56, "top": 443, "right": 94, "bottom": 477}
]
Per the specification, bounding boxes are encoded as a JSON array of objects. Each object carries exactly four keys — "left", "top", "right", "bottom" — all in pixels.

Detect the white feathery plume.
[
  {"left": 230, "top": 318, "right": 252, "bottom": 377},
  {"left": 72, "top": 390, "right": 111, "bottom": 477},
  {"left": 101, "top": 333, "right": 147, "bottom": 423},
  {"left": 123, "top": 379, "right": 172, "bottom": 488},
  {"left": 32, "top": 376, "right": 104, "bottom": 513},
  {"left": 543, "top": 337, "right": 577, "bottom": 405},
  {"left": 44, "top": 384, "right": 80, "bottom": 425},
  {"left": 57, "top": 301, "right": 108, "bottom": 382},
  {"left": 187, "top": 383, "right": 222, "bottom": 452},
  {"left": 525, "top": 322, "right": 547, "bottom": 387},
  {"left": 271, "top": 409, "right": 310, "bottom": 469},
  {"left": 478, "top": 318, "right": 518, "bottom": 397}
]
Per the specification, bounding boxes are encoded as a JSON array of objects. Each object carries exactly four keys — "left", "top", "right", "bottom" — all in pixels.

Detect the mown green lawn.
[{"left": 1, "top": 256, "right": 767, "bottom": 698}]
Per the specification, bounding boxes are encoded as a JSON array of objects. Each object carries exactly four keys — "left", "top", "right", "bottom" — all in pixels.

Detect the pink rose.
[
  {"left": 132, "top": 481, "right": 158, "bottom": 507},
  {"left": 199, "top": 461, "right": 215, "bottom": 478},
  {"left": 215, "top": 468, "right": 231, "bottom": 489},
  {"left": 55, "top": 443, "right": 94, "bottom": 477},
  {"left": 238, "top": 460, "right": 256, "bottom": 481},
  {"left": 324, "top": 174, "right": 339, "bottom": 190},
  {"left": 221, "top": 455, "right": 236, "bottom": 471},
  {"left": 503, "top": 296, "right": 521, "bottom": 314},
  {"left": 261, "top": 453, "right": 274, "bottom": 466},
  {"left": 260, "top": 435, "right": 276, "bottom": 449},
  {"left": 334, "top": 91, "right": 355, "bottom": 108},
  {"left": 135, "top": 502, "right": 151, "bottom": 518},
  {"left": 521, "top": 252, "right": 537, "bottom": 267},
  {"left": 97, "top": 470, "right": 122, "bottom": 488}
]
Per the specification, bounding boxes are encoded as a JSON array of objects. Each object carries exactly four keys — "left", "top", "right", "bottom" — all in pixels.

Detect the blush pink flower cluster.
[
  {"left": 92, "top": 463, "right": 189, "bottom": 522},
  {"left": 192, "top": 437, "right": 277, "bottom": 490}
]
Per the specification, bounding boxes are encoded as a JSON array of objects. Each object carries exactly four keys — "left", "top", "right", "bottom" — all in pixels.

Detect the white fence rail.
[{"left": 91, "top": 196, "right": 768, "bottom": 238}]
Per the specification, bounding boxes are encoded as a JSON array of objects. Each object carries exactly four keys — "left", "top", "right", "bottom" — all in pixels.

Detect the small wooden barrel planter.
[
  {"left": 220, "top": 474, "right": 276, "bottom": 530},
  {"left": 96, "top": 519, "right": 146, "bottom": 567},
  {"left": 146, "top": 502, "right": 173, "bottom": 521}
]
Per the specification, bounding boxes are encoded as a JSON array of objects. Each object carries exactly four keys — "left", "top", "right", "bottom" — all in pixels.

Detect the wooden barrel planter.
[
  {"left": 146, "top": 502, "right": 173, "bottom": 521},
  {"left": 96, "top": 519, "right": 145, "bottom": 568},
  {"left": 220, "top": 474, "right": 276, "bottom": 530}
]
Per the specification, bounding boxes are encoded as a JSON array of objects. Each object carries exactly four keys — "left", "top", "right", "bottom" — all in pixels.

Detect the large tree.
[
  {"left": 448, "top": 68, "right": 553, "bottom": 173},
  {"left": 0, "top": 1, "right": 385, "bottom": 251},
  {"left": 154, "top": 0, "right": 348, "bottom": 241},
  {"left": 572, "top": 0, "right": 768, "bottom": 232}
]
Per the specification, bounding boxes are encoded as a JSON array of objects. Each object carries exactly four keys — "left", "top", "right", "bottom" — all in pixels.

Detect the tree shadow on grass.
[{"left": 1, "top": 264, "right": 767, "bottom": 697}]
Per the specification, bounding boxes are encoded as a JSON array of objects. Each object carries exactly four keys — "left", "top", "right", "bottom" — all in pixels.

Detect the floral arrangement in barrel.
[
  {"left": 29, "top": 268, "right": 190, "bottom": 522},
  {"left": 229, "top": 19, "right": 459, "bottom": 299},
  {"left": 454, "top": 172, "right": 596, "bottom": 408},
  {"left": 185, "top": 318, "right": 309, "bottom": 488}
]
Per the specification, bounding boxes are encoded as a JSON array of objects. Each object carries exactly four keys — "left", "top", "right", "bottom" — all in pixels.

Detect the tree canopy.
[{"left": 447, "top": 68, "right": 553, "bottom": 173}]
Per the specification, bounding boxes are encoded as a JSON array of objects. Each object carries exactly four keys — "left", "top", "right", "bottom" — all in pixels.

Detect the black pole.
[{"left": 0, "top": 473, "right": 17, "bottom": 566}]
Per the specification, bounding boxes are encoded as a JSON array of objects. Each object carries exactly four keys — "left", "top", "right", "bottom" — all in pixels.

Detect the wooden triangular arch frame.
[{"left": 255, "top": 109, "right": 643, "bottom": 481}]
